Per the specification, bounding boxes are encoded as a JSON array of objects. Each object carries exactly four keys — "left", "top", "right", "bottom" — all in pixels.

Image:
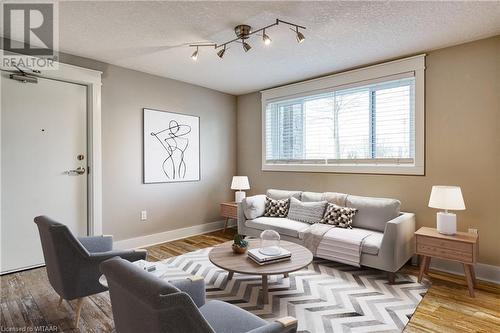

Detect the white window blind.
[{"left": 265, "top": 76, "right": 415, "bottom": 165}]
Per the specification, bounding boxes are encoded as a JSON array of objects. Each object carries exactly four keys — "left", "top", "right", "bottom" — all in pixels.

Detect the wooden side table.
[
  {"left": 415, "top": 226, "right": 478, "bottom": 297},
  {"left": 220, "top": 202, "right": 238, "bottom": 233}
]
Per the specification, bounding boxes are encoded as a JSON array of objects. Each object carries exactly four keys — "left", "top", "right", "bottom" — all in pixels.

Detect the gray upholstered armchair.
[
  {"left": 34, "top": 216, "right": 147, "bottom": 327},
  {"left": 101, "top": 256, "right": 298, "bottom": 333}
]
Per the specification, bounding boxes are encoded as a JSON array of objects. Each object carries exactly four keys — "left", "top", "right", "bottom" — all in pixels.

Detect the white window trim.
[{"left": 261, "top": 54, "right": 425, "bottom": 175}]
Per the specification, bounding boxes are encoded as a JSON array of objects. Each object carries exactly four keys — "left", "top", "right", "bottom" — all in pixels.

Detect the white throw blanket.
[
  {"left": 301, "top": 223, "right": 333, "bottom": 254},
  {"left": 302, "top": 224, "right": 373, "bottom": 267}
]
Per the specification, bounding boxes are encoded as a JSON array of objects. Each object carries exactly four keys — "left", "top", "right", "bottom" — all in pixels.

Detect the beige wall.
[
  {"left": 236, "top": 36, "right": 500, "bottom": 266},
  {"left": 61, "top": 55, "right": 236, "bottom": 241}
]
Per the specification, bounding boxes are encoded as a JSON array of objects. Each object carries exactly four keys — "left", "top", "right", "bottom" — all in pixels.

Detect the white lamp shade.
[
  {"left": 231, "top": 176, "right": 250, "bottom": 190},
  {"left": 428, "top": 186, "right": 466, "bottom": 210}
]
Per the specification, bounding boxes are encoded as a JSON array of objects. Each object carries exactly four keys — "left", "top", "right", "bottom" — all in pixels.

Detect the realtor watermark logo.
[{"left": 1, "top": 1, "right": 59, "bottom": 70}]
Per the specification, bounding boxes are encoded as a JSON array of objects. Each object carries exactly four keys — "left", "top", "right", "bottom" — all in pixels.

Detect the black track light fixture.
[{"left": 188, "top": 19, "right": 305, "bottom": 60}]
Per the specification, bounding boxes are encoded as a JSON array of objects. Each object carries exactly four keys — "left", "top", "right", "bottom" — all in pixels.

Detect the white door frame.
[{"left": 0, "top": 60, "right": 103, "bottom": 236}]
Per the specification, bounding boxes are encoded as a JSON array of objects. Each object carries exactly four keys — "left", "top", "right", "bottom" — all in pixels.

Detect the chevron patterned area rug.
[{"left": 155, "top": 247, "right": 430, "bottom": 333}]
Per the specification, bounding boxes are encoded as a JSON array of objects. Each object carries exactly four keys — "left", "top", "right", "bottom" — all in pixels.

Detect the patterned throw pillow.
[
  {"left": 287, "top": 197, "right": 327, "bottom": 224},
  {"left": 264, "top": 196, "right": 289, "bottom": 217},
  {"left": 321, "top": 203, "right": 358, "bottom": 229}
]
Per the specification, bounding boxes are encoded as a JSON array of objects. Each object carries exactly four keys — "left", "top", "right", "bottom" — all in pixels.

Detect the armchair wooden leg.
[
  {"left": 57, "top": 296, "right": 63, "bottom": 309},
  {"left": 388, "top": 272, "right": 396, "bottom": 284},
  {"left": 74, "top": 298, "right": 84, "bottom": 327}
]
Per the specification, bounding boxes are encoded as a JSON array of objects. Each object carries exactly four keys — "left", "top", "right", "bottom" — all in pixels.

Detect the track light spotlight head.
[
  {"left": 296, "top": 28, "right": 305, "bottom": 44},
  {"left": 191, "top": 47, "right": 199, "bottom": 61},
  {"left": 263, "top": 30, "right": 272, "bottom": 46},
  {"left": 242, "top": 41, "right": 252, "bottom": 52},
  {"left": 217, "top": 47, "right": 226, "bottom": 59}
]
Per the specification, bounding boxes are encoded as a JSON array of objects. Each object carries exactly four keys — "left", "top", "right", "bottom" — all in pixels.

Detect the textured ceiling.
[{"left": 56, "top": 1, "right": 500, "bottom": 95}]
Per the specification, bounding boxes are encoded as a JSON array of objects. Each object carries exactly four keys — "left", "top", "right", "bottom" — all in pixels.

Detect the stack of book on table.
[{"left": 248, "top": 247, "right": 291, "bottom": 265}]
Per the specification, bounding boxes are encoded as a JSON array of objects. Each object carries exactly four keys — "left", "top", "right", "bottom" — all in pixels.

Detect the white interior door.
[{"left": 1, "top": 71, "right": 88, "bottom": 274}]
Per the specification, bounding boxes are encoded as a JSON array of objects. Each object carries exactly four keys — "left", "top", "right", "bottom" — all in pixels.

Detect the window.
[{"left": 262, "top": 55, "right": 425, "bottom": 175}]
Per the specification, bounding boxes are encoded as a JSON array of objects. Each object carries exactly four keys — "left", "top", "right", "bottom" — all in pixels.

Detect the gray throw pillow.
[
  {"left": 264, "top": 197, "right": 289, "bottom": 217},
  {"left": 287, "top": 197, "right": 327, "bottom": 224},
  {"left": 321, "top": 203, "right": 358, "bottom": 229}
]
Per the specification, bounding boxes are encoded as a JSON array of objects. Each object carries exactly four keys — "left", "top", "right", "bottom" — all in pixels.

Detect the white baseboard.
[
  {"left": 427, "top": 258, "right": 500, "bottom": 284},
  {"left": 114, "top": 219, "right": 236, "bottom": 250},
  {"left": 1, "top": 263, "right": 45, "bottom": 276}
]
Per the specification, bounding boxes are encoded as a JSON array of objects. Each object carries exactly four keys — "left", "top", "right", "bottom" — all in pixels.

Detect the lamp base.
[
  {"left": 436, "top": 212, "right": 457, "bottom": 235},
  {"left": 235, "top": 191, "right": 246, "bottom": 203}
]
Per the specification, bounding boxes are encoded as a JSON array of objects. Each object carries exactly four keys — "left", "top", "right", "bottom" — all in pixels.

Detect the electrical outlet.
[
  {"left": 468, "top": 228, "right": 478, "bottom": 234},
  {"left": 141, "top": 210, "right": 147, "bottom": 221}
]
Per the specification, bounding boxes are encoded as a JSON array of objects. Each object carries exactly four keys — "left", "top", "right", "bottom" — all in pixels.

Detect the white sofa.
[{"left": 237, "top": 189, "right": 416, "bottom": 280}]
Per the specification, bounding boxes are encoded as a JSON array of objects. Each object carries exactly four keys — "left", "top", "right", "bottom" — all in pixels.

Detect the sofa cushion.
[
  {"left": 346, "top": 195, "right": 401, "bottom": 232},
  {"left": 264, "top": 197, "right": 289, "bottom": 218},
  {"left": 321, "top": 203, "right": 357, "bottom": 229},
  {"left": 323, "top": 192, "right": 348, "bottom": 206},
  {"left": 287, "top": 197, "right": 327, "bottom": 224},
  {"left": 266, "top": 189, "right": 302, "bottom": 200},
  {"left": 301, "top": 192, "right": 323, "bottom": 202},
  {"left": 242, "top": 195, "right": 266, "bottom": 219},
  {"left": 362, "top": 231, "right": 384, "bottom": 255},
  {"left": 301, "top": 191, "right": 348, "bottom": 206},
  {"left": 245, "top": 217, "right": 310, "bottom": 238}
]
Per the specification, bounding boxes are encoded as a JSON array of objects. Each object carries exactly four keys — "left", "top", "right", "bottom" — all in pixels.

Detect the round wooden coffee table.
[{"left": 208, "top": 239, "right": 313, "bottom": 304}]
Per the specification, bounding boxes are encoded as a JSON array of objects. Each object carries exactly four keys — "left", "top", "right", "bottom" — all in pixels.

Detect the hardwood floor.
[
  {"left": 402, "top": 266, "right": 500, "bottom": 332},
  {"left": 1, "top": 228, "right": 499, "bottom": 333}
]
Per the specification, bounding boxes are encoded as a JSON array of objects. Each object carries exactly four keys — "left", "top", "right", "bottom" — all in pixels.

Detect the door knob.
[{"left": 66, "top": 166, "right": 86, "bottom": 175}]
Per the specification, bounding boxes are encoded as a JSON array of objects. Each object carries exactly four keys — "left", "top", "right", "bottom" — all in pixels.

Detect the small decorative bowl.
[{"left": 232, "top": 244, "right": 248, "bottom": 254}]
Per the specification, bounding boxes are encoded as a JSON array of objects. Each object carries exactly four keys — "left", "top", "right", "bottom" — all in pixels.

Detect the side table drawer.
[
  {"left": 418, "top": 235, "right": 472, "bottom": 253},
  {"left": 417, "top": 243, "right": 473, "bottom": 263},
  {"left": 220, "top": 204, "right": 238, "bottom": 219}
]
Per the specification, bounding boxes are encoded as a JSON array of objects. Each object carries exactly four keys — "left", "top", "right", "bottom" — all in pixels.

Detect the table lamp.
[
  {"left": 428, "top": 186, "right": 466, "bottom": 235},
  {"left": 231, "top": 176, "right": 250, "bottom": 202}
]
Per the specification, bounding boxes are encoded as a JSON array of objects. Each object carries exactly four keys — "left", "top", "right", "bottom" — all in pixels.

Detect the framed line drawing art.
[{"left": 143, "top": 108, "right": 200, "bottom": 183}]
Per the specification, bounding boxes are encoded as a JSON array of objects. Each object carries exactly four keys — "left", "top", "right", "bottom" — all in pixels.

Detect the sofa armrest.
[
  {"left": 169, "top": 276, "right": 206, "bottom": 308},
  {"left": 78, "top": 235, "right": 113, "bottom": 253},
  {"left": 246, "top": 317, "right": 298, "bottom": 333},
  {"left": 379, "top": 212, "right": 416, "bottom": 272},
  {"left": 237, "top": 201, "right": 247, "bottom": 235},
  {"left": 88, "top": 249, "right": 147, "bottom": 262}
]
